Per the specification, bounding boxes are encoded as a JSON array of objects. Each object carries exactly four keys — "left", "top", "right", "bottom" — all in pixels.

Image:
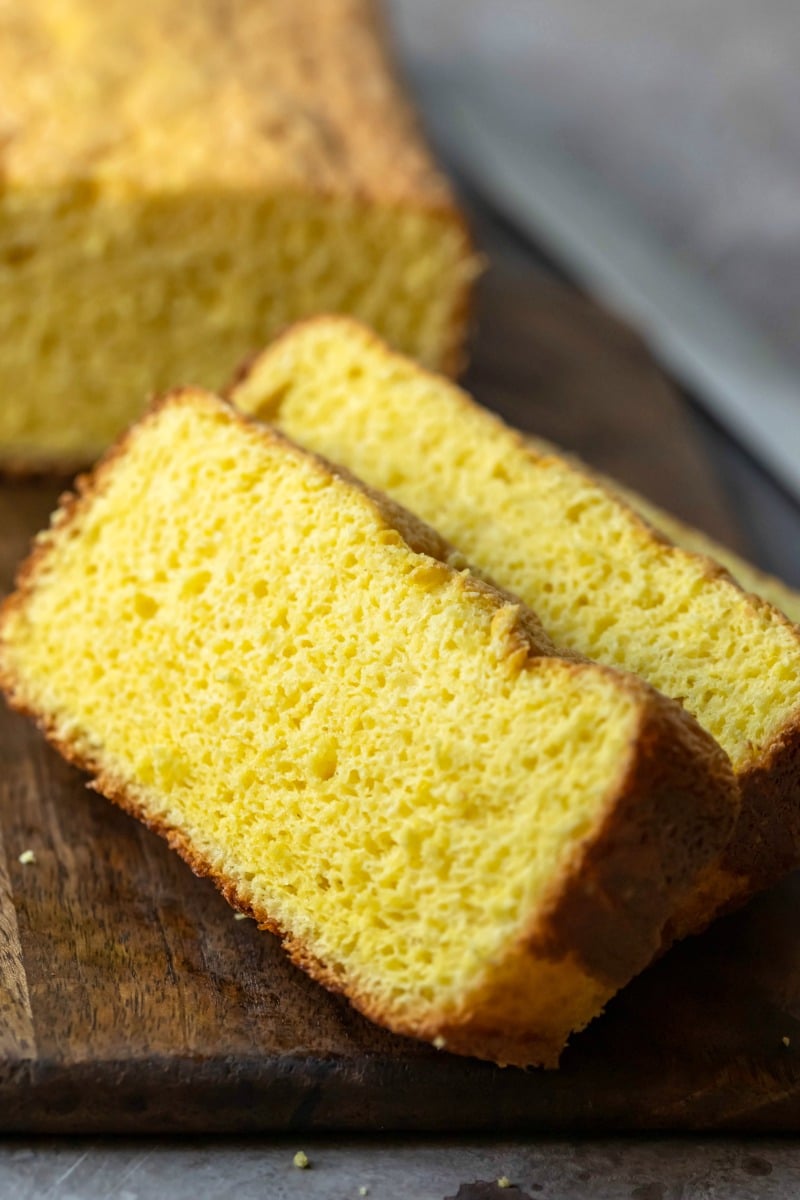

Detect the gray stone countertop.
[{"left": 2, "top": 1136, "right": 799, "bottom": 1199}]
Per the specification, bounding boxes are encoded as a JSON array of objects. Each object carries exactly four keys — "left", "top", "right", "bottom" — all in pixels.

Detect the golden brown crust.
[
  {"left": 0, "top": 388, "right": 737, "bottom": 1068},
  {"left": 535, "top": 694, "right": 734, "bottom": 983},
  {"left": 360, "top": 2, "right": 481, "bottom": 376},
  {"left": 666, "top": 723, "right": 800, "bottom": 940},
  {"left": 0, "top": 0, "right": 456, "bottom": 203}
]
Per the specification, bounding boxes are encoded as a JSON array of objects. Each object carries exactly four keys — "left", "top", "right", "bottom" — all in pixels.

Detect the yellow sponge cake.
[
  {"left": 0, "top": 391, "right": 734, "bottom": 1066},
  {"left": 0, "top": 0, "right": 477, "bottom": 471},
  {"left": 230, "top": 316, "right": 800, "bottom": 936}
]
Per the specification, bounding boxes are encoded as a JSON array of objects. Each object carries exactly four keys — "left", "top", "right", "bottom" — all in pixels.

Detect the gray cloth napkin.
[{"left": 389, "top": 0, "right": 800, "bottom": 367}]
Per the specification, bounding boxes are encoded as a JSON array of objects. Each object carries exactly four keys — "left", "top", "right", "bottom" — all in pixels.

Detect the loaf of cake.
[
  {"left": 0, "top": 0, "right": 477, "bottom": 472},
  {"left": 230, "top": 316, "right": 800, "bottom": 936},
  {"left": 0, "top": 391, "right": 735, "bottom": 1067}
]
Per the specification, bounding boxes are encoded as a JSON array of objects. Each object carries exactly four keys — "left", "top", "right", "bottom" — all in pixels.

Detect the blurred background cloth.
[{"left": 389, "top": 0, "right": 800, "bottom": 367}]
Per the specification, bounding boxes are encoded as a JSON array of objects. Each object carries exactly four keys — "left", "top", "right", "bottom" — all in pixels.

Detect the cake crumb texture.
[{"left": 519, "top": 431, "right": 800, "bottom": 629}]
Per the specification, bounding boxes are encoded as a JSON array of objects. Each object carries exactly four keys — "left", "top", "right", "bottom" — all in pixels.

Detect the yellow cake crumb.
[
  {"left": 783, "top": 1036, "right": 791, "bottom": 1047},
  {"left": 293, "top": 1151, "right": 310, "bottom": 1170},
  {"left": 17, "top": 850, "right": 36, "bottom": 865},
  {"left": 497, "top": 1177, "right": 512, "bottom": 1189}
]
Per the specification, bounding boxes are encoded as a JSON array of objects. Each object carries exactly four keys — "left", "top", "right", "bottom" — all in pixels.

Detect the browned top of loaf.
[{"left": 0, "top": 0, "right": 454, "bottom": 204}]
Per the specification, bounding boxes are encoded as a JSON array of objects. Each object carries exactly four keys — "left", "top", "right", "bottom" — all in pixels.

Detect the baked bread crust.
[
  {"left": 0, "top": 0, "right": 455, "bottom": 202},
  {"left": 0, "top": 391, "right": 736, "bottom": 1067},
  {"left": 229, "top": 316, "right": 800, "bottom": 937}
]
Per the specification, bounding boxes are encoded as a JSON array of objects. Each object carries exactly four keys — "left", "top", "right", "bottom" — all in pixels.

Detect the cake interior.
[
  {"left": 1, "top": 395, "right": 641, "bottom": 1029},
  {"left": 232, "top": 320, "right": 800, "bottom": 773},
  {"left": 0, "top": 191, "right": 472, "bottom": 465}
]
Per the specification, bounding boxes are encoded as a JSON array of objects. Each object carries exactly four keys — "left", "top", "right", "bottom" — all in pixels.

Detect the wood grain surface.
[{"left": 1, "top": 267, "right": 799, "bottom": 1133}]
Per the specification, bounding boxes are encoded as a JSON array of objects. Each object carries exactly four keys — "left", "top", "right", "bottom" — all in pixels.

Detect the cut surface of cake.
[
  {"left": 0, "top": 0, "right": 477, "bottom": 471},
  {"left": 617, "top": 490, "right": 800, "bottom": 627},
  {"left": 230, "top": 316, "right": 800, "bottom": 935},
  {"left": 521, "top": 433, "right": 800, "bottom": 628},
  {"left": 0, "top": 391, "right": 735, "bottom": 1067}
]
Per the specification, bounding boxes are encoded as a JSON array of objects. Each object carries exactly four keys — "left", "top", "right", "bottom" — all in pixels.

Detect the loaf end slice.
[
  {"left": 229, "top": 316, "right": 800, "bottom": 933},
  {"left": 0, "top": 391, "right": 735, "bottom": 1066}
]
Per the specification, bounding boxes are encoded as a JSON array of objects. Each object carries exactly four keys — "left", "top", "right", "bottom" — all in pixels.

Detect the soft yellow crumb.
[
  {"left": 17, "top": 850, "right": 36, "bottom": 865},
  {"left": 783, "top": 1036, "right": 791, "bottom": 1047},
  {"left": 497, "top": 1178, "right": 512, "bottom": 1189},
  {"left": 233, "top": 912, "right": 248, "bottom": 921},
  {"left": 433, "top": 1035, "right": 447, "bottom": 1050},
  {"left": 358, "top": 1189, "right": 369, "bottom": 1197},
  {"left": 293, "top": 1151, "right": 310, "bottom": 1170}
]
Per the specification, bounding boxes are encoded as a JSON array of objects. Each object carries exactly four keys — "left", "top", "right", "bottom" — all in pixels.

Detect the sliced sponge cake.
[
  {"left": 230, "top": 316, "right": 800, "bottom": 935},
  {"left": 0, "top": 391, "right": 734, "bottom": 1067}
]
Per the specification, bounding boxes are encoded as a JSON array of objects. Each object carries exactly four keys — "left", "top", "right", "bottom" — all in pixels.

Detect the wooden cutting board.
[{"left": 2, "top": 267, "right": 799, "bottom": 1134}]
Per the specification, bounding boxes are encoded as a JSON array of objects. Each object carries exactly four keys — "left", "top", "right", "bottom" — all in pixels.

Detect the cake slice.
[
  {"left": 229, "top": 316, "right": 800, "bottom": 936},
  {"left": 0, "top": 0, "right": 478, "bottom": 472},
  {"left": 0, "top": 391, "right": 734, "bottom": 1067}
]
